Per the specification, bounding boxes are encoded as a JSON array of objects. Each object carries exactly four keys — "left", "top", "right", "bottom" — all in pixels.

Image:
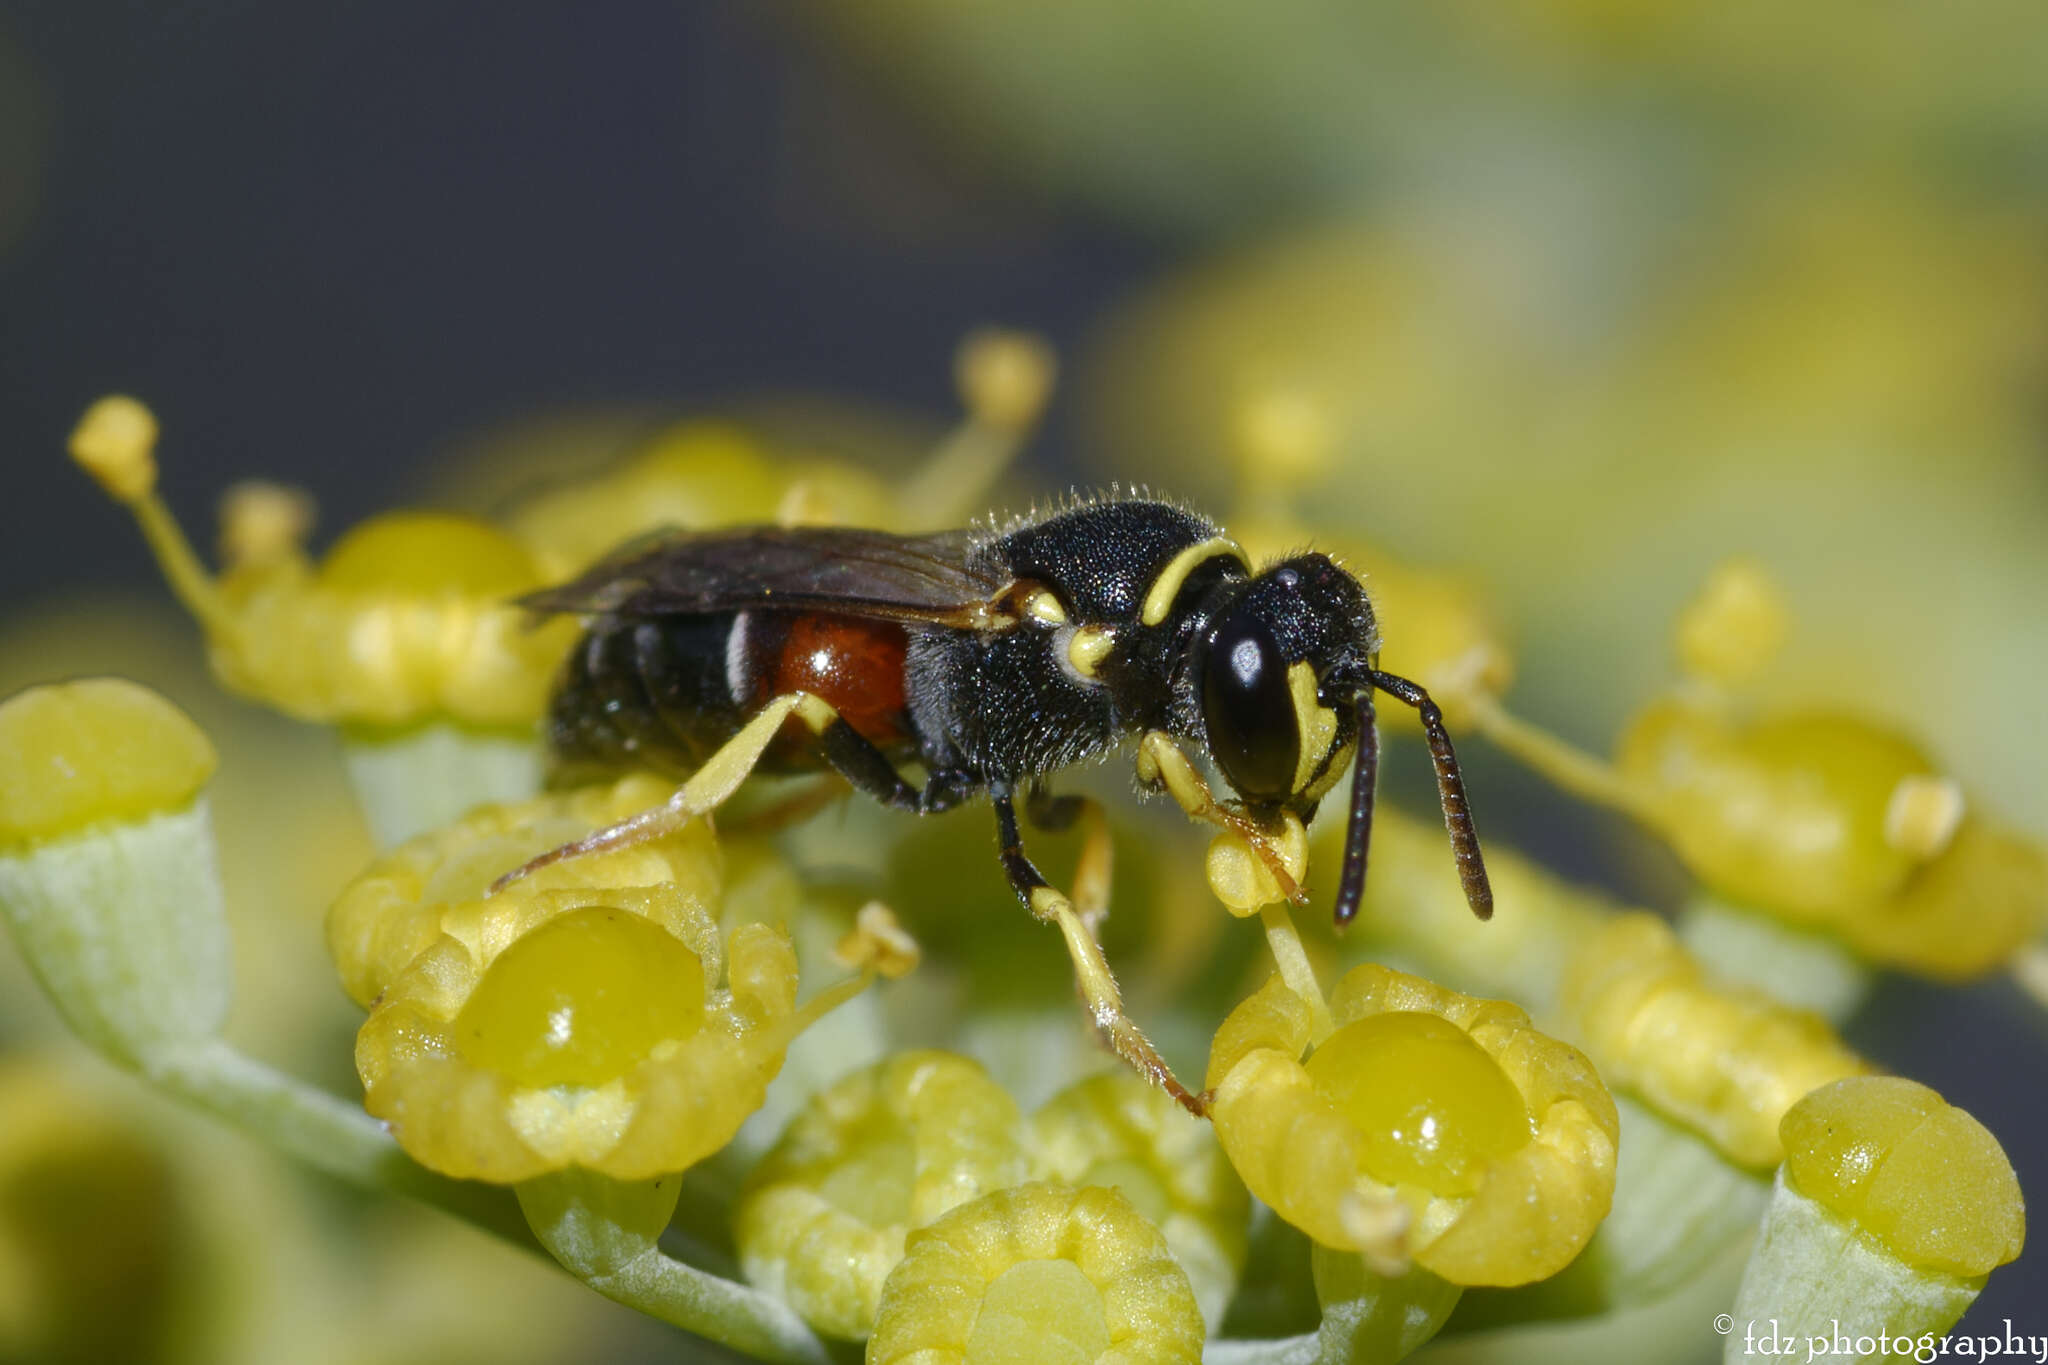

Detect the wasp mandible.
[{"left": 508, "top": 494, "right": 1492, "bottom": 1114}]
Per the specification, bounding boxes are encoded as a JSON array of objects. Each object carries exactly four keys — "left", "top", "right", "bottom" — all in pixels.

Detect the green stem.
[
  {"left": 144, "top": 1038, "right": 531, "bottom": 1245},
  {"left": 517, "top": 1168, "right": 830, "bottom": 1365}
]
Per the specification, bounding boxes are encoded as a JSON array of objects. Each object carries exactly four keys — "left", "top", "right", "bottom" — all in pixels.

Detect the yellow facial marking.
[
  {"left": 1140, "top": 538, "right": 1250, "bottom": 626},
  {"left": 1287, "top": 662, "right": 1340, "bottom": 796},
  {"left": 1066, "top": 624, "right": 1116, "bottom": 679}
]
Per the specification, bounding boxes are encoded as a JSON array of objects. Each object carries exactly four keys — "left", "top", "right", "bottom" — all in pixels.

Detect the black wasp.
[{"left": 511, "top": 495, "right": 1492, "bottom": 1115}]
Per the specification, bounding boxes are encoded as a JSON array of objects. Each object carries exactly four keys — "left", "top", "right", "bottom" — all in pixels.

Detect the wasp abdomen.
[{"left": 547, "top": 609, "right": 915, "bottom": 782}]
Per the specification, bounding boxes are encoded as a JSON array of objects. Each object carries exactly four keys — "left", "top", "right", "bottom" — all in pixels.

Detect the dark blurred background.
[{"left": 1, "top": 3, "right": 2042, "bottom": 1360}]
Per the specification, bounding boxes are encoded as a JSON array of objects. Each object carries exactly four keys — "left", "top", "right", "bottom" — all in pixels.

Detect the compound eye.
[{"left": 1201, "top": 609, "right": 1299, "bottom": 802}]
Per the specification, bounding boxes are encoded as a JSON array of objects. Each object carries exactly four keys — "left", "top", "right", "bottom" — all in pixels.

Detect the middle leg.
[{"left": 993, "top": 788, "right": 1205, "bottom": 1117}]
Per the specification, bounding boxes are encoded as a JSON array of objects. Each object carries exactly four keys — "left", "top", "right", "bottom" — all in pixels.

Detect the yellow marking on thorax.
[
  {"left": 1066, "top": 624, "right": 1116, "bottom": 678},
  {"left": 1140, "top": 538, "right": 1250, "bottom": 626},
  {"left": 1287, "top": 661, "right": 1341, "bottom": 797}
]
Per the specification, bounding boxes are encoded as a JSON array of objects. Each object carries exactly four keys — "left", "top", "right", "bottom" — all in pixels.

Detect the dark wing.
[{"left": 521, "top": 525, "right": 1015, "bottom": 630}]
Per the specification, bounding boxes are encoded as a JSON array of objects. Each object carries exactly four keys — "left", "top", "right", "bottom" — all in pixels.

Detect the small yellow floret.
[
  {"left": 956, "top": 328, "right": 1057, "bottom": 433},
  {"left": 1673, "top": 558, "right": 1789, "bottom": 686},
  {"left": 735, "top": 1051, "right": 1026, "bottom": 1341},
  {"left": 201, "top": 510, "right": 574, "bottom": 727},
  {"left": 326, "top": 774, "right": 717, "bottom": 1009},
  {"left": 1617, "top": 701, "right": 1936, "bottom": 920},
  {"left": 1206, "top": 967, "right": 1617, "bottom": 1286},
  {"left": 867, "top": 1182, "right": 1203, "bottom": 1365},
  {"left": 217, "top": 481, "right": 315, "bottom": 568},
  {"left": 1204, "top": 812, "right": 1307, "bottom": 916},
  {"left": 354, "top": 880, "right": 802, "bottom": 1183},
  {"left": 1851, "top": 816, "right": 2047, "bottom": 979},
  {"left": 834, "top": 901, "right": 922, "bottom": 979},
  {"left": 0, "top": 680, "right": 216, "bottom": 848},
  {"left": 67, "top": 396, "right": 159, "bottom": 502},
  {"left": 1028, "top": 1072, "right": 1248, "bottom": 1328},
  {"left": 1781, "top": 1077, "right": 2024, "bottom": 1279},
  {"left": 1562, "top": 914, "right": 1870, "bottom": 1167}
]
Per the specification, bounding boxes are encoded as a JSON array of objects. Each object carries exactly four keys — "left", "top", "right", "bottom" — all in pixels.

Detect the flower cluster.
[{"left": 0, "top": 362, "right": 2036, "bottom": 1365}]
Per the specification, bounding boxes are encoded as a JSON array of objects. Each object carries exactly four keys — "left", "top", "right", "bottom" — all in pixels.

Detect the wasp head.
[
  {"left": 1194, "top": 554, "right": 1376, "bottom": 814},
  {"left": 1192, "top": 552, "right": 1492, "bottom": 928}
]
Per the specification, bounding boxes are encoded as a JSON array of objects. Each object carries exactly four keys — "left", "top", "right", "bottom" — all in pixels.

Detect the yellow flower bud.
[
  {"left": 0, "top": 679, "right": 216, "bottom": 849},
  {"left": 1562, "top": 914, "right": 1870, "bottom": 1167},
  {"left": 1029, "top": 1072, "right": 1248, "bottom": 1329},
  {"left": 1673, "top": 557, "right": 1789, "bottom": 686},
  {"left": 734, "top": 1051, "right": 1026, "bottom": 1340},
  {"left": 1781, "top": 1077, "right": 2023, "bottom": 1279},
  {"left": 868, "top": 1182, "right": 1203, "bottom": 1365},
  {"left": 956, "top": 328, "right": 1057, "bottom": 434},
  {"left": 67, "top": 395, "right": 159, "bottom": 502},
  {"left": 1615, "top": 699, "right": 2043, "bottom": 981},
  {"left": 1206, "top": 968, "right": 1617, "bottom": 1286},
  {"left": 1617, "top": 700, "right": 1935, "bottom": 922}
]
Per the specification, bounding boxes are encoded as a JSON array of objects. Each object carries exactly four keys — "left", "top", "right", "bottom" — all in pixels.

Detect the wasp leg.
[
  {"left": 493, "top": 693, "right": 969, "bottom": 892},
  {"left": 993, "top": 790, "right": 1205, "bottom": 1117},
  {"left": 1025, "top": 788, "right": 1113, "bottom": 934},
  {"left": 1134, "top": 732, "right": 1307, "bottom": 905}
]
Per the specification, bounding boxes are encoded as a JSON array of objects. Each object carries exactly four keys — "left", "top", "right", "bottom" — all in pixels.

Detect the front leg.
[
  {"left": 1134, "top": 731, "right": 1308, "bottom": 905},
  {"left": 992, "top": 790, "right": 1205, "bottom": 1117}
]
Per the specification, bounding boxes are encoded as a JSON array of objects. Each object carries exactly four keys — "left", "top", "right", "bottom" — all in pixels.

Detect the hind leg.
[{"left": 495, "top": 693, "right": 971, "bottom": 892}]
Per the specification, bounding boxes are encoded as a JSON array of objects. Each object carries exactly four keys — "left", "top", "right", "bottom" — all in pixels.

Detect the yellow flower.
[
  {"left": 1028, "top": 1072, "right": 1248, "bottom": 1330},
  {"left": 350, "top": 827, "right": 809, "bottom": 1181},
  {"left": 69, "top": 395, "right": 574, "bottom": 728},
  {"left": 734, "top": 1051, "right": 1027, "bottom": 1340},
  {"left": 326, "top": 774, "right": 718, "bottom": 1009},
  {"left": 1561, "top": 914, "right": 1870, "bottom": 1167},
  {"left": 1612, "top": 696, "right": 2046, "bottom": 979},
  {"left": 1780, "top": 1076, "right": 2024, "bottom": 1280},
  {"left": 1205, "top": 967, "right": 1617, "bottom": 1287},
  {"left": 867, "top": 1181, "right": 1203, "bottom": 1365},
  {"left": 0, "top": 677, "right": 215, "bottom": 849}
]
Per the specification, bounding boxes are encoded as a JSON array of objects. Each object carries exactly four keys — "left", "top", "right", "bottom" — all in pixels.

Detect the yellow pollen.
[
  {"left": 1305, "top": 1011, "right": 1532, "bottom": 1198},
  {"left": 964, "top": 1259, "right": 1111, "bottom": 1365},
  {"left": 452, "top": 907, "right": 705, "bottom": 1089}
]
